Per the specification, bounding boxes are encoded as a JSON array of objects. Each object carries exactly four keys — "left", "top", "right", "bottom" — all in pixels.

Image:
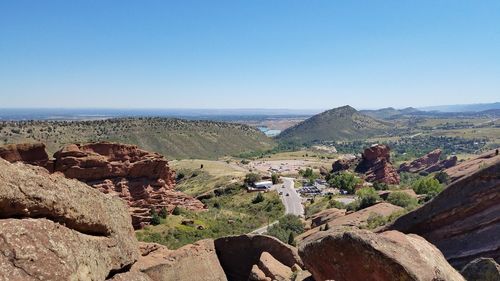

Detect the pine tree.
[{"left": 287, "top": 232, "right": 295, "bottom": 246}]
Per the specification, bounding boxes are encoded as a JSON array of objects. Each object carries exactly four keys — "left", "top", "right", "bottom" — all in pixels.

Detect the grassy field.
[
  {"left": 136, "top": 189, "right": 284, "bottom": 249},
  {"left": 172, "top": 159, "right": 248, "bottom": 196},
  {"left": 0, "top": 118, "right": 275, "bottom": 159}
]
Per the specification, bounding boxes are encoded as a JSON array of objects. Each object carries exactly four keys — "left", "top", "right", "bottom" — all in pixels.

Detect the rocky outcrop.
[
  {"left": 355, "top": 144, "right": 400, "bottom": 184},
  {"left": 52, "top": 142, "right": 205, "bottom": 228},
  {"left": 0, "top": 158, "right": 139, "bottom": 281},
  {"left": 299, "top": 228, "right": 465, "bottom": 281},
  {"left": 388, "top": 150, "right": 500, "bottom": 268},
  {"left": 310, "top": 208, "right": 346, "bottom": 228},
  {"left": 331, "top": 157, "right": 357, "bottom": 172},
  {"left": 140, "top": 240, "right": 228, "bottom": 281},
  {"left": 298, "top": 203, "right": 403, "bottom": 242},
  {"left": 398, "top": 149, "right": 457, "bottom": 174},
  {"left": 461, "top": 258, "right": 500, "bottom": 281},
  {"left": 444, "top": 149, "right": 500, "bottom": 182},
  {"left": 214, "top": 235, "right": 302, "bottom": 281},
  {"left": 0, "top": 142, "right": 53, "bottom": 171}
]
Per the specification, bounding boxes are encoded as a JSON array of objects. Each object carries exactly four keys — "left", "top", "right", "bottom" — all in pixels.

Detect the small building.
[
  {"left": 254, "top": 181, "right": 273, "bottom": 189},
  {"left": 247, "top": 180, "right": 273, "bottom": 192}
]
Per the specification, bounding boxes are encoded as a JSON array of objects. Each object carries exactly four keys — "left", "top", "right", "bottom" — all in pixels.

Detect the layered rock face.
[
  {"left": 0, "top": 158, "right": 139, "bottom": 281},
  {"left": 0, "top": 142, "right": 53, "bottom": 171},
  {"left": 214, "top": 235, "right": 303, "bottom": 281},
  {"left": 388, "top": 149, "right": 500, "bottom": 268},
  {"left": 52, "top": 142, "right": 205, "bottom": 228},
  {"left": 398, "top": 148, "right": 457, "bottom": 174},
  {"left": 355, "top": 144, "right": 400, "bottom": 184},
  {"left": 299, "top": 228, "right": 465, "bottom": 281},
  {"left": 298, "top": 203, "right": 403, "bottom": 242}
]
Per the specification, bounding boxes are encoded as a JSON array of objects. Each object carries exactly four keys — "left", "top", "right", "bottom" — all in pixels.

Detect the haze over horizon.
[{"left": 1, "top": 1, "right": 499, "bottom": 109}]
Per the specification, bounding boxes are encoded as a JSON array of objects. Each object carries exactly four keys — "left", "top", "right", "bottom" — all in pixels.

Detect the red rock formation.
[
  {"left": 214, "top": 235, "right": 303, "bottom": 281},
  {"left": 299, "top": 228, "right": 465, "bottom": 281},
  {"left": 0, "top": 142, "right": 53, "bottom": 171},
  {"left": 52, "top": 142, "right": 206, "bottom": 229},
  {"left": 398, "top": 148, "right": 457, "bottom": 174},
  {"left": 387, "top": 149, "right": 500, "bottom": 268},
  {"left": 355, "top": 144, "right": 400, "bottom": 184},
  {"left": 331, "top": 157, "right": 357, "bottom": 172}
]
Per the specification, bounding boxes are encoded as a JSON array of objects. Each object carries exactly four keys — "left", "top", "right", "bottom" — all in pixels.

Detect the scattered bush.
[
  {"left": 244, "top": 173, "right": 261, "bottom": 186},
  {"left": 354, "top": 187, "right": 380, "bottom": 210},
  {"left": 271, "top": 173, "right": 280, "bottom": 184},
  {"left": 150, "top": 208, "right": 161, "bottom": 225},
  {"left": 434, "top": 171, "right": 450, "bottom": 185},
  {"left": 159, "top": 207, "right": 168, "bottom": 219},
  {"left": 267, "top": 214, "right": 304, "bottom": 244},
  {"left": 252, "top": 192, "right": 265, "bottom": 204},
  {"left": 412, "top": 177, "right": 443, "bottom": 200},
  {"left": 328, "top": 172, "right": 362, "bottom": 194},
  {"left": 373, "top": 181, "right": 388, "bottom": 191},
  {"left": 386, "top": 191, "right": 418, "bottom": 209},
  {"left": 172, "top": 206, "right": 181, "bottom": 215}
]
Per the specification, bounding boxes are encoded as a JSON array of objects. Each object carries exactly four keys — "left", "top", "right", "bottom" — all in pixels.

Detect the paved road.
[
  {"left": 250, "top": 220, "right": 278, "bottom": 235},
  {"left": 249, "top": 177, "right": 305, "bottom": 234},
  {"left": 279, "top": 177, "right": 305, "bottom": 217}
]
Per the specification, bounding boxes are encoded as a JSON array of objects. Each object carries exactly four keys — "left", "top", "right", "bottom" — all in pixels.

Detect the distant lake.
[{"left": 257, "top": 126, "right": 281, "bottom": 137}]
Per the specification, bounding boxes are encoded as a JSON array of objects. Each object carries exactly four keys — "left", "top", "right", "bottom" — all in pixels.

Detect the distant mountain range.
[
  {"left": 418, "top": 102, "right": 500, "bottom": 113},
  {"left": 360, "top": 107, "right": 420, "bottom": 120},
  {"left": 276, "top": 105, "right": 391, "bottom": 144}
]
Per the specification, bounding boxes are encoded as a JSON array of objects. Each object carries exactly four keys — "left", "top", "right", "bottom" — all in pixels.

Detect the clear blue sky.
[{"left": 1, "top": 1, "right": 499, "bottom": 109}]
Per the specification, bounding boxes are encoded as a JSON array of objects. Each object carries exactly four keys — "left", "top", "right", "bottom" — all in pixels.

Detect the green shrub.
[
  {"left": 245, "top": 173, "right": 262, "bottom": 186},
  {"left": 387, "top": 191, "right": 418, "bottom": 209},
  {"left": 434, "top": 171, "right": 450, "bottom": 185},
  {"left": 267, "top": 214, "right": 304, "bottom": 243},
  {"left": 355, "top": 187, "right": 380, "bottom": 210},
  {"left": 172, "top": 206, "right": 181, "bottom": 215},
  {"left": 150, "top": 208, "right": 161, "bottom": 225},
  {"left": 328, "top": 172, "right": 362, "bottom": 194},
  {"left": 252, "top": 192, "right": 265, "bottom": 204},
  {"left": 366, "top": 213, "right": 387, "bottom": 229},
  {"left": 327, "top": 199, "right": 346, "bottom": 209},
  {"left": 373, "top": 181, "right": 388, "bottom": 190},
  {"left": 271, "top": 173, "right": 280, "bottom": 184},
  {"left": 412, "top": 177, "right": 443, "bottom": 199},
  {"left": 159, "top": 207, "right": 168, "bottom": 219}
]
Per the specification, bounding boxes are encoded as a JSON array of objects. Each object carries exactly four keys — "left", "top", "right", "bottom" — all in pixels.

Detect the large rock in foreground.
[
  {"left": 299, "top": 228, "right": 465, "bottom": 281},
  {"left": 214, "top": 235, "right": 302, "bottom": 281},
  {"left": 388, "top": 149, "right": 500, "bottom": 268},
  {"left": 53, "top": 142, "right": 206, "bottom": 228},
  {"left": 139, "top": 240, "right": 227, "bottom": 281},
  {"left": 355, "top": 144, "right": 400, "bottom": 184},
  {"left": 0, "top": 158, "right": 139, "bottom": 281}
]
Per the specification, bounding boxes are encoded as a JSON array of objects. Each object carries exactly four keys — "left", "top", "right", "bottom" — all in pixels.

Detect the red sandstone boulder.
[
  {"left": 53, "top": 142, "right": 206, "bottom": 229},
  {"left": 0, "top": 158, "right": 139, "bottom": 280},
  {"left": 0, "top": 142, "right": 53, "bottom": 171},
  {"left": 214, "top": 235, "right": 303, "bottom": 281},
  {"left": 355, "top": 144, "right": 400, "bottom": 184},
  {"left": 299, "top": 228, "right": 465, "bottom": 281}
]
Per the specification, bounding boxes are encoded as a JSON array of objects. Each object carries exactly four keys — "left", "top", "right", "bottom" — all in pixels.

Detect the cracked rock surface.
[{"left": 0, "top": 158, "right": 139, "bottom": 281}]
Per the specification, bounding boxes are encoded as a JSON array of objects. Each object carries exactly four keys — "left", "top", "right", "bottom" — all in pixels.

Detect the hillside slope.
[
  {"left": 0, "top": 118, "right": 275, "bottom": 159},
  {"left": 276, "top": 105, "right": 391, "bottom": 144},
  {"left": 360, "top": 107, "right": 420, "bottom": 119}
]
